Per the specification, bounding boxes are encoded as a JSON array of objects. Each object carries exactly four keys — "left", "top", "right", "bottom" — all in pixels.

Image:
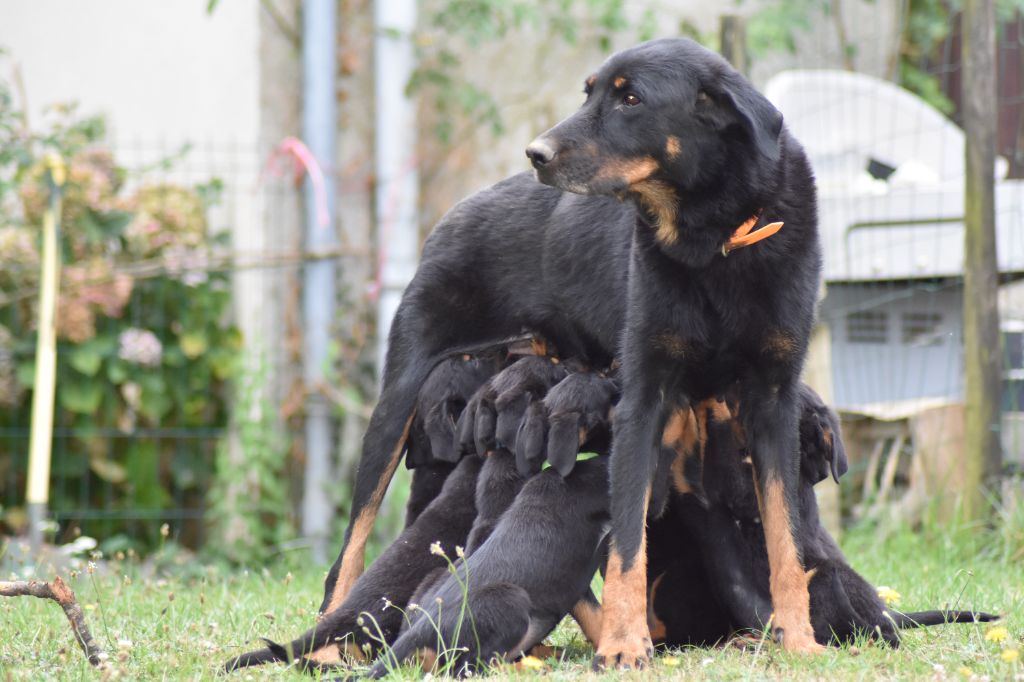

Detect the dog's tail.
[{"left": 890, "top": 610, "right": 1000, "bottom": 629}]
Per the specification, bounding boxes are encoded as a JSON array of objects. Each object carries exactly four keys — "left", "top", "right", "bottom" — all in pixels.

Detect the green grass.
[{"left": 1, "top": 513, "right": 1022, "bottom": 681}]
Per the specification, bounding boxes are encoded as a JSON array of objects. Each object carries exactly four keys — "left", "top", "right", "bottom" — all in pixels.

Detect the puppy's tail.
[{"left": 890, "top": 610, "right": 1000, "bottom": 629}]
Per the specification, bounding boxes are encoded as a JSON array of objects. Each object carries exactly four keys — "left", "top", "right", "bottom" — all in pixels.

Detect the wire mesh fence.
[{"left": 3, "top": 4, "right": 1024, "bottom": 556}]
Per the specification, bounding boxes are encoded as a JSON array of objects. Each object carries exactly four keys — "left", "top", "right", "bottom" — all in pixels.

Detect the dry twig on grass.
[{"left": 0, "top": 576, "right": 108, "bottom": 666}]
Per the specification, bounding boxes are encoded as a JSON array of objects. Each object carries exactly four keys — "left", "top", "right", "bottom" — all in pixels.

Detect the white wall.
[{"left": 0, "top": 1, "right": 260, "bottom": 149}]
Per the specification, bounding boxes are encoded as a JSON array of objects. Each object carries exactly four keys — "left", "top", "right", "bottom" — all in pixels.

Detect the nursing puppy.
[
  {"left": 368, "top": 457, "right": 610, "bottom": 678},
  {"left": 223, "top": 354, "right": 497, "bottom": 673},
  {"left": 648, "top": 386, "right": 997, "bottom": 647}
]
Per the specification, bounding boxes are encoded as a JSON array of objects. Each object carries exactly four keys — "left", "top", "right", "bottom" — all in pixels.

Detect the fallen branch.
[{"left": 0, "top": 576, "right": 108, "bottom": 666}]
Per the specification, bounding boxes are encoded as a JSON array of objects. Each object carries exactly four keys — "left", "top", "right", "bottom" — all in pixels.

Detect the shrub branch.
[{"left": 0, "top": 576, "right": 108, "bottom": 666}]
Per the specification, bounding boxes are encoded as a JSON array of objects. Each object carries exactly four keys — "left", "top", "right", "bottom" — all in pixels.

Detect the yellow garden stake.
[{"left": 26, "top": 153, "right": 65, "bottom": 553}]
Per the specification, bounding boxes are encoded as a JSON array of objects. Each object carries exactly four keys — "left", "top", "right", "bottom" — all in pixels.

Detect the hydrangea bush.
[{"left": 0, "top": 80, "right": 241, "bottom": 550}]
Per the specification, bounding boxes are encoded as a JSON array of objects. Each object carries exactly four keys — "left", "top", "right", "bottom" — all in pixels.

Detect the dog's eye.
[
  {"left": 623, "top": 93, "right": 641, "bottom": 106},
  {"left": 696, "top": 90, "right": 710, "bottom": 103}
]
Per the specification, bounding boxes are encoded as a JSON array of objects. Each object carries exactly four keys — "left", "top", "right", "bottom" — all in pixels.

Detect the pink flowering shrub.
[{"left": 0, "top": 83, "right": 241, "bottom": 549}]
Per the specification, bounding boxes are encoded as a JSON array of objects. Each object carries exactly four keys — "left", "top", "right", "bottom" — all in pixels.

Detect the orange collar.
[{"left": 721, "top": 211, "right": 784, "bottom": 256}]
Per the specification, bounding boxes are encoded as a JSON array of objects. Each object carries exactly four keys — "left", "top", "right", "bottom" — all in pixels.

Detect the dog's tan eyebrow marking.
[
  {"left": 585, "top": 75, "right": 596, "bottom": 89},
  {"left": 613, "top": 76, "right": 628, "bottom": 89},
  {"left": 665, "top": 136, "right": 681, "bottom": 160}
]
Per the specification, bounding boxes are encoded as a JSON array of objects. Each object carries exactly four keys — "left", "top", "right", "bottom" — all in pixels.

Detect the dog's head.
[{"left": 526, "top": 39, "right": 783, "bottom": 243}]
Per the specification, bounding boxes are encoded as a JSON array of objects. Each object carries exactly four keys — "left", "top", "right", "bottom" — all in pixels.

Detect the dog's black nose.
[{"left": 525, "top": 139, "right": 556, "bottom": 167}]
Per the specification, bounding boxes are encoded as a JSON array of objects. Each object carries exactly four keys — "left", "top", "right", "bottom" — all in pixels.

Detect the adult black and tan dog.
[{"left": 321, "top": 37, "right": 820, "bottom": 668}]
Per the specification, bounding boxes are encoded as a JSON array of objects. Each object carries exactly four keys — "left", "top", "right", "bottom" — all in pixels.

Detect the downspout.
[
  {"left": 302, "top": 0, "right": 337, "bottom": 564},
  {"left": 374, "top": 0, "right": 419, "bottom": 376}
]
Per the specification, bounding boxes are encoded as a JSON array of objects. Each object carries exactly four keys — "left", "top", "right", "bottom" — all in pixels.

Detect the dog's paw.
[
  {"left": 772, "top": 626, "right": 825, "bottom": 654},
  {"left": 592, "top": 635, "right": 653, "bottom": 671}
]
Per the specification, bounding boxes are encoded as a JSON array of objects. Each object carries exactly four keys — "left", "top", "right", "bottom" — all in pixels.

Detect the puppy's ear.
[
  {"left": 706, "top": 72, "right": 783, "bottom": 162},
  {"left": 798, "top": 385, "right": 848, "bottom": 484},
  {"left": 456, "top": 395, "right": 481, "bottom": 456},
  {"left": 516, "top": 402, "right": 548, "bottom": 476},
  {"left": 424, "top": 401, "right": 462, "bottom": 463},
  {"left": 823, "top": 409, "right": 849, "bottom": 483},
  {"left": 474, "top": 402, "right": 497, "bottom": 458},
  {"left": 495, "top": 392, "right": 530, "bottom": 451},
  {"left": 547, "top": 413, "right": 582, "bottom": 477}
]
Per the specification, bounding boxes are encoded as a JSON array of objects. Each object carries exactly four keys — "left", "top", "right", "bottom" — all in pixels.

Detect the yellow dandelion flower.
[
  {"left": 1001, "top": 648, "right": 1019, "bottom": 663},
  {"left": 519, "top": 655, "right": 545, "bottom": 671},
  {"left": 876, "top": 586, "right": 901, "bottom": 607},
  {"left": 663, "top": 655, "right": 681, "bottom": 667},
  {"left": 957, "top": 666, "right": 972, "bottom": 677},
  {"left": 986, "top": 626, "right": 1009, "bottom": 643}
]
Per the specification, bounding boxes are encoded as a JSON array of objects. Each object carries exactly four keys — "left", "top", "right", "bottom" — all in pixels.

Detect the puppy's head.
[
  {"left": 797, "top": 383, "right": 848, "bottom": 484},
  {"left": 526, "top": 38, "right": 783, "bottom": 205}
]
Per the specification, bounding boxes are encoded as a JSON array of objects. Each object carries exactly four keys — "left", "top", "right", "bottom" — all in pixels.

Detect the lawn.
[{"left": 2, "top": 512, "right": 1022, "bottom": 681}]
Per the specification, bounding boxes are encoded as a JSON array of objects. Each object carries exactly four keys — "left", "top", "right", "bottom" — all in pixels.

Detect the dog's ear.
[
  {"left": 798, "top": 385, "right": 848, "bottom": 484},
  {"left": 516, "top": 402, "right": 548, "bottom": 476},
  {"left": 424, "top": 400, "right": 462, "bottom": 463},
  {"left": 494, "top": 391, "right": 531, "bottom": 451},
  {"left": 547, "top": 413, "right": 582, "bottom": 477},
  {"left": 823, "top": 408, "right": 849, "bottom": 483},
  {"left": 705, "top": 72, "right": 783, "bottom": 162}
]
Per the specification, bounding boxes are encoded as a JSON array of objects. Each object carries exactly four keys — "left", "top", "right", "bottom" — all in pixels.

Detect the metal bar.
[{"left": 301, "top": 0, "right": 338, "bottom": 564}]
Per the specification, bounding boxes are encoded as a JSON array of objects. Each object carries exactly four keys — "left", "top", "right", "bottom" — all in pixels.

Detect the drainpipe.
[
  {"left": 302, "top": 0, "right": 337, "bottom": 565},
  {"left": 374, "top": 0, "right": 419, "bottom": 376}
]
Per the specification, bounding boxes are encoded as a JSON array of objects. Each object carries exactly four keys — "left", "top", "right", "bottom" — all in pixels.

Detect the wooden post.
[
  {"left": 25, "top": 155, "right": 64, "bottom": 552},
  {"left": 962, "top": 0, "right": 1002, "bottom": 518},
  {"left": 719, "top": 15, "right": 748, "bottom": 77}
]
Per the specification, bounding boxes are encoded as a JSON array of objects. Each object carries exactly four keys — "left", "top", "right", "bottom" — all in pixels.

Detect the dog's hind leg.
[
  {"left": 571, "top": 590, "right": 603, "bottom": 646},
  {"left": 320, "top": 340, "right": 440, "bottom": 615}
]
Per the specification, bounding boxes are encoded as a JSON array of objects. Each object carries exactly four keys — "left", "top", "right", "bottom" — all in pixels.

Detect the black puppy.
[
  {"left": 322, "top": 39, "right": 821, "bottom": 668},
  {"left": 236, "top": 356, "right": 548, "bottom": 674},
  {"left": 224, "top": 354, "right": 496, "bottom": 672},
  {"left": 648, "top": 386, "right": 997, "bottom": 648},
  {"left": 224, "top": 455, "right": 482, "bottom": 673},
  {"left": 365, "top": 456, "right": 610, "bottom": 678}
]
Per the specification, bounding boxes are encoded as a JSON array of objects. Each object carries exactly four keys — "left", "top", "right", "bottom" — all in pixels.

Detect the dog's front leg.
[
  {"left": 741, "top": 378, "right": 823, "bottom": 653},
  {"left": 593, "top": 396, "right": 661, "bottom": 670}
]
